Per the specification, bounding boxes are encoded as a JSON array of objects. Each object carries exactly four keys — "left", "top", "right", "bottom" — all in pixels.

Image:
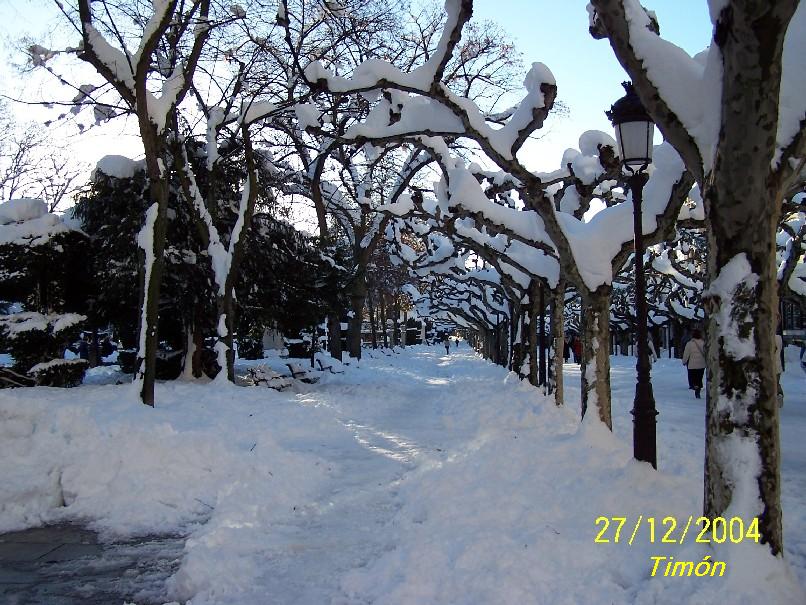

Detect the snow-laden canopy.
[{"left": 0, "top": 198, "right": 78, "bottom": 246}]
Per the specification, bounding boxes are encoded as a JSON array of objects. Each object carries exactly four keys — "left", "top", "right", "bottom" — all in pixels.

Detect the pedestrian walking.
[
  {"left": 77, "top": 335, "right": 90, "bottom": 361},
  {"left": 563, "top": 337, "right": 570, "bottom": 362},
  {"left": 572, "top": 336, "right": 582, "bottom": 364},
  {"left": 682, "top": 329, "right": 706, "bottom": 398},
  {"left": 444, "top": 335, "right": 450, "bottom": 355}
]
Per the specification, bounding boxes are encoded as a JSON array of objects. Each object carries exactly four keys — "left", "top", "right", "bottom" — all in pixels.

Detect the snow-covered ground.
[{"left": 0, "top": 345, "right": 804, "bottom": 604}]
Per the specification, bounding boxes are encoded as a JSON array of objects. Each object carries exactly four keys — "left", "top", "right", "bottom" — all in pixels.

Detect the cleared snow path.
[{"left": 191, "top": 347, "right": 479, "bottom": 605}]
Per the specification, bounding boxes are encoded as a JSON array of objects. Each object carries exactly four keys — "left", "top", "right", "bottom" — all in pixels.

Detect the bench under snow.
[
  {"left": 315, "top": 352, "right": 345, "bottom": 374},
  {"left": 285, "top": 362, "right": 320, "bottom": 384},
  {"left": 247, "top": 365, "right": 292, "bottom": 391}
]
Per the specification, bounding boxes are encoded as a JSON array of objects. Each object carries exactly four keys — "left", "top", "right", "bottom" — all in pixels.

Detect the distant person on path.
[
  {"left": 648, "top": 338, "right": 658, "bottom": 364},
  {"left": 563, "top": 337, "right": 570, "bottom": 362},
  {"left": 682, "top": 329, "right": 706, "bottom": 399},
  {"left": 444, "top": 336, "right": 450, "bottom": 355},
  {"left": 572, "top": 336, "right": 582, "bottom": 364},
  {"left": 77, "top": 335, "right": 90, "bottom": 361}
]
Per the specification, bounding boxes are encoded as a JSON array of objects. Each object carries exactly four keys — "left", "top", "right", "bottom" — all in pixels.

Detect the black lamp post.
[{"left": 607, "top": 82, "right": 658, "bottom": 469}]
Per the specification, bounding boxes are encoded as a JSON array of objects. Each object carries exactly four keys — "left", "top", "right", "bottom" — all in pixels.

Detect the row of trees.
[
  {"left": 0, "top": 155, "right": 346, "bottom": 385},
  {"left": 13, "top": 0, "right": 806, "bottom": 557}
]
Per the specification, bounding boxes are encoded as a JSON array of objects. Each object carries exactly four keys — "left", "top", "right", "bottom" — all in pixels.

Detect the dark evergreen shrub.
[
  {"left": 0, "top": 312, "right": 88, "bottom": 387},
  {"left": 29, "top": 359, "right": 89, "bottom": 387},
  {"left": 236, "top": 333, "right": 264, "bottom": 360}
]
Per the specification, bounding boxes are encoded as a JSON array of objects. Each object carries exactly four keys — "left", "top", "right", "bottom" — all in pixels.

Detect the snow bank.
[
  {"left": 0, "top": 381, "right": 331, "bottom": 544},
  {"left": 2, "top": 347, "right": 803, "bottom": 604}
]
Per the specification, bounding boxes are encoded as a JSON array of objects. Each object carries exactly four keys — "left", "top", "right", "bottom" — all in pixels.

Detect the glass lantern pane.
[{"left": 618, "top": 121, "right": 653, "bottom": 167}]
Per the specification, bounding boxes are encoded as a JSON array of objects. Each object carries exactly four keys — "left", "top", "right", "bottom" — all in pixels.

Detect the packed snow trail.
[{"left": 171, "top": 347, "right": 499, "bottom": 604}]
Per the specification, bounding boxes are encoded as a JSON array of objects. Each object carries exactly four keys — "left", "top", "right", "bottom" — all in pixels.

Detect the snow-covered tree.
[
  {"left": 299, "top": 0, "right": 695, "bottom": 429},
  {"left": 590, "top": 0, "right": 806, "bottom": 554},
  {"left": 39, "top": 0, "right": 220, "bottom": 404},
  {"left": 0, "top": 198, "right": 89, "bottom": 386}
]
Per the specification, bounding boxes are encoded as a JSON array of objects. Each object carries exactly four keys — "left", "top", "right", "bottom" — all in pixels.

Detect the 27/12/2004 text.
[{"left": 594, "top": 516, "right": 760, "bottom": 546}]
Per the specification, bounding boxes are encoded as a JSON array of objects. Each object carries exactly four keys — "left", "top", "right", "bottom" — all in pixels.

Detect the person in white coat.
[
  {"left": 648, "top": 338, "right": 658, "bottom": 364},
  {"left": 682, "top": 329, "right": 707, "bottom": 399}
]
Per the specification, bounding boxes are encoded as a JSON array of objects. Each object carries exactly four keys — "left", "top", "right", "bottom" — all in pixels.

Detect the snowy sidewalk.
[
  {"left": 168, "top": 347, "right": 484, "bottom": 604},
  {"left": 1, "top": 346, "right": 804, "bottom": 604}
]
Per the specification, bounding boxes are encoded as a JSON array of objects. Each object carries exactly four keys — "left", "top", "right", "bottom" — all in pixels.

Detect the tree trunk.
[
  {"left": 520, "top": 310, "right": 528, "bottom": 378},
  {"left": 509, "top": 299, "right": 522, "bottom": 373},
  {"left": 328, "top": 315, "right": 342, "bottom": 361},
  {"left": 704, "top": 202, "right": 783, "bottom": 553},
  {"left": 182, "top": 315, "right": 197, "bottom": 380},
  {"left": 580, "top": 288, "right": 612, "bottom": 428},
  {"left": 367, "top": 287, "right": 378, "bottom": 349},
  {"left": 699, "top": 0, "right": 801, "bottom": 555},
  {"left": 380, "top": 297, "right": 388, "bottom": 348},
  {"left": 214, "top": 126, "right": 258, "bottom": 382},
  {"left": 193, "top": 318, "right": 204, "bottom": 378},
  {"left": 348, "top": 250, "right": 370, "bottom": 359},
  {"left": 591, "top": 0, "right": 796, "bottom": 555},
  {"left": 538, "top": 282, "right": 547, "bottom": 387},
  {"left": 703, "top": 80, "right": 785, "bottom": 558},
  {"left": 392, "top": 296, "right": 400, "bottom": 346},
  {"left": 496, "top": 318, "right": 509, "bottom": 367},
  {"left": 552, "top": 280, "right": 565, "bottom": 406},
  {"left": 214, "top": 291, "right": 236, "bottom": 381},
  {"left": 527, "top": 281, "right": 540, "bottom": 386},
  {"left": 134, "top": 131, "right": 169, "bottom": 407},
  {"left": 348, "top": 293, "right": 365, "bottom": 358}
]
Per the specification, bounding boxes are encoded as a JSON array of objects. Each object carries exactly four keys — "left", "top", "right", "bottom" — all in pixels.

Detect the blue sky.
[
  {"left": 470, "top": 0, "right": 713, "bottom": 170},
  {"left": 0, "top": 0, "right": 715, "bottom": 171}
]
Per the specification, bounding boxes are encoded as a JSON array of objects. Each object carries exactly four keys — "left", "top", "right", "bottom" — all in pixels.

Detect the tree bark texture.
[
  {"left": 701, "top": 1, "right": 796, "bottom": 555},
  {"left": 552, "top": 280, "right": 565, "bottom": 406},
  {"left": 592, "top": 0, "right": 801, "bottom": 554},
  {"left": 580, "top": 289, "right": 612, "bottom": 428},
  {"left": 367, "top": 287, "right": 378, "bottom": 349},
  {"left": 509, "top": 299, "right": 522, "bottom": 373},
  {"left": 538, "top": 283, "right": 547, "bottom": 387},
  {"left": 527, "top": 281, "right": 540, "bottom": 386},
  {"left": 348, "top": 274, "right": 367, "bottom": 359},
  {"left": 392, "top": 297, "right": 401, "bottom": 346},
  {"left": 380, "top": 298, "right": 388, "bottom": 348},
  {"left": 328, "top": 315, "right": 342, "bottom": 361},
  {"left": 219, "top": 126, "right": 259, "bottom": 381},
  {"left": 215, "top": 291, "right": 236, "bottom": 381},
  {"left": 135, "top": 127, "right": 169, "bottom": 407}
]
